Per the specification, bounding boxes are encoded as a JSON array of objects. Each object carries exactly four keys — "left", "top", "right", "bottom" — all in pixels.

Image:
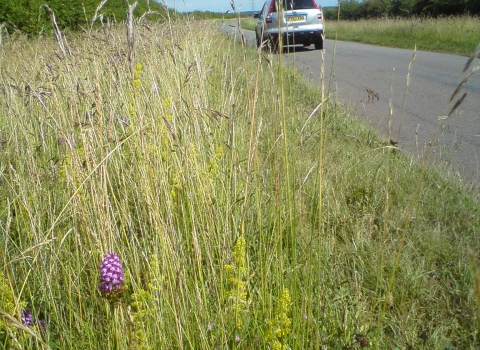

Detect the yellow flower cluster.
[
  {"left": 265, "top": 289, "right": 292, "bottom": 350},
  {"left": 231, "top": 235, "right": 246, "bottom": 272},
  {"left": 129, "top": 63, "right": 143, "bottom": 117},
  {"left": 153, "top": 99, "right": 174, "bottom": 161},
  {"left": 0, "top": 271, "right": 30, "bottom": 349},
  {"left": 163, "top": 98, "right": 171, "bottom": 109},
  {"left": 130, "top": 287, "right": 154, "bottom": 350},
  {"left": 0, "top": 271, "right": 19, "bottom": 332},
  {"left": 151, "top": 123, "right": 170, "bottom": 161},
  {"left": 129, "top": 102, "right": 137, "bottom": 118},
  {"left": 208, "top": 146, "right": 223, "bottom": 176},
  {"left": 59, "top": 147, "right": 86, "bottom": 200},
  {"left": 224, "top": 235, "right": 249, "bottom": 331},
  {"left": 130, "top": 255, "right": 165, "bottom": 350},
  {"left": 133, "top": 63, "right": 143, "bottom": 89}
]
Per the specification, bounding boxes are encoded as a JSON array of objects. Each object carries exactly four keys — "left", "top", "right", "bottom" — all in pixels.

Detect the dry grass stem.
[
  {"left": 91, "top": 0, "right": 109, "bottom": 28},
  {"left": 126, "top": 1, "right": 138, "bottom": 77},
  {"left": 42, "top": 4, "right": 69, "bottom": 57},
  {"left": 0, "top": 22, "right": 5, "bottom": 49}
]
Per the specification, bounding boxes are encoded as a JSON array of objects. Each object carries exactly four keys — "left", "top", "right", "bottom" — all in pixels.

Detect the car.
[{"left": 254, "top": 0, "right": 324, "bottom": 51}]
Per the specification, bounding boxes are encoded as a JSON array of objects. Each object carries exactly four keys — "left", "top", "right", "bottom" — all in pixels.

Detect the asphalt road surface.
[{"left": 221, "top": 23, "right": 480, "bottom": 190}]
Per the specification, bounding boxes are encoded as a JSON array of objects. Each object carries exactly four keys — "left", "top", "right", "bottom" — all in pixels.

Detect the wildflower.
[
  {"left": 99, "top": 252, "right": 125, "bottom": 302},
  {"left": 265, "top": 289, "right": 292, "bottom": 350},
  {"left": 163, "top": 98, "right": 171, "bottom": 109},
  {"left": 38, "top": 319, "right": 47, "bottom": 330},
  {"left": 130, "top": 255, "right": 164, "bottom": 350},
  {"left": 0, "top": 271, "right": 18, "bottom": 330},
  {"left": 21, "top": 310, "right": 34, "bottom": 327},
  {"left": 133, "top": 62, "right": 143, "bottom": 88},
  {"left": 224, "top": 236, "right": 249, "bottom": 330}
]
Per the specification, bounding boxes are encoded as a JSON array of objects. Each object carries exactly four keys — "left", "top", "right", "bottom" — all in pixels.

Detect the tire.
[{"left": 314, "top": 38, "right": 323, "bottom": 50}]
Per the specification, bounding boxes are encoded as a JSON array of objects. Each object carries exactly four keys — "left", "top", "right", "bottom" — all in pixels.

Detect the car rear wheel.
[{"left": 314, "top": 38, "right": 323, "bottom": 50}]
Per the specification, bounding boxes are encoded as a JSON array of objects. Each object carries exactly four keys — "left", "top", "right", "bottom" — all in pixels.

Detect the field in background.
[
  {"left": 241, "top": 16, "right": 480, "bottom": 55},
  {"left": 326, "top": 16, "right": 480, "bottom": 56},
  {"left": 1, "top": 15, "right": 480, "bottom": 349}
]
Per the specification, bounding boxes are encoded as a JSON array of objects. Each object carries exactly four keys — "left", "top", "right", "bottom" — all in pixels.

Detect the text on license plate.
[{"left": 287, "top": 16, "right": 305, "bottom": 22}]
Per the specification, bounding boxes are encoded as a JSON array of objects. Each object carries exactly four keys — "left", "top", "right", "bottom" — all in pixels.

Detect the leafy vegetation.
[
  {"left": 0, "top": 0, "right": 168, "bottom": 35},
  {"left": 1, "top": 10, "right": 480, "bottom": 350},
  {"left": 0, "top": 0, "right": 244, "bottom": 36},
  {"left": 324, "top": 0, "right": 480, "bottom": 20}
]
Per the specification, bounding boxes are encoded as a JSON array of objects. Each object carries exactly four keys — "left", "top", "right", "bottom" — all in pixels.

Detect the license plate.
[{"left": 287, "top": 16, "right": 305, "bottom": 22}]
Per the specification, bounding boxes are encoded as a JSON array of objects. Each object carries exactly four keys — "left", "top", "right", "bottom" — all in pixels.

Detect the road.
[{"left": 221, "top": 23, "right": 480, "bottom": 190}]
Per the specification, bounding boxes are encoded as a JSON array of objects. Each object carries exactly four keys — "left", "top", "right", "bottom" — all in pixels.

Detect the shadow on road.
[
  {"left": 280, "top": 46, "right": 317, "bottom": 54},
  {"left": 261, "top": 45, "right": 317, "bottom": 54}
]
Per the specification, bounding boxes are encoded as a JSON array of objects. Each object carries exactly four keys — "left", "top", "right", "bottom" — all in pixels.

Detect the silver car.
[{"left": 254, "top": 0, "right": 324, "bottom": 51}]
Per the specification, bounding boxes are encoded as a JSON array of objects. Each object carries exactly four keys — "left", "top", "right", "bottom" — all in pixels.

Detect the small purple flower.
[
  {"left": 38, "top": 319, "right": 47, "bottom": 330},
  {"left": 21, "top": 310, "right": 34, "bottom": 327},
  {"left": 99, "top": 252, "right": 125, "bottom": 301}
]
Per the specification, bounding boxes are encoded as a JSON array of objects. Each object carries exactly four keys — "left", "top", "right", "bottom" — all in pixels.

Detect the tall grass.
[{"left": 0, "top": 13, "right": 479, "bottom": 349}]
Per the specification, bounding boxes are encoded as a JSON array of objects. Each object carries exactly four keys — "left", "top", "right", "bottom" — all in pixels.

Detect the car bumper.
[{"left": 269, "top": 29, "right": 323, "bottom": 46}]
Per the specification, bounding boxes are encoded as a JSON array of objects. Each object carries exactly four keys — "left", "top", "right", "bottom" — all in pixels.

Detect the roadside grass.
[
  {"left": 241, "top": 17, "right": 257, "bottom": 31},
  {"left": 0, "top": 15, "right": 479, "bottom": 350},
  {"left": 325, "top": 16, "right": 480, "bottom": 55},
  {"left": 241, "top": 16, "right": 480, "bottom": 55}
]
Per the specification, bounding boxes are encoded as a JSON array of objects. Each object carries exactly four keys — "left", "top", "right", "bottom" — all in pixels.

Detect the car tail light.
[
  {"left": 317, "top": 12, "right": 322, "bottom": 20},
  {"left": 266, "top": 1, "right": 275, "bottom": 24},
  {"left": 268, "top": 0, "right": 275, "bottom": 13}
]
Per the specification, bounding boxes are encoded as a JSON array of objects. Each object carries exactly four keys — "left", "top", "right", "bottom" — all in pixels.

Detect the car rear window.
[{"left": 271, "top": 0, "right": 318, "bottom": 11}]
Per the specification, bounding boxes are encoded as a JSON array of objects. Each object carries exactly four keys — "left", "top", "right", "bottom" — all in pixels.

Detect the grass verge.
[
  {"left": 325, "top": 16, "right": 480, "bottom": 56},
  {"left": 0, "top": 16, "right": 479, "bottom": 349}
]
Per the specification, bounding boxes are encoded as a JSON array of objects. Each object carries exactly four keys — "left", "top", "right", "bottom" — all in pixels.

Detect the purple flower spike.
[
  {"left": 38, "top": 319, "right": 47, "bottom": 330},
  {"left": 21, "top": 310, "right": 34, "bottom": 327},
  {"left": 99, "top": 252, "right": 125, "bottom": 302}
]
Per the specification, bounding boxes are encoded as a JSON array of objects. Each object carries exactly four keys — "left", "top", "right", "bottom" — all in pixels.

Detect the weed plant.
[{"left": 0, "top": 13, "right": 479, "bottom": 350}]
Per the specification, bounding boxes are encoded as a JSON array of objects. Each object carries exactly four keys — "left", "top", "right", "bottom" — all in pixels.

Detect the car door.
[{"left": 256, "top": 2, "right": 267, "bottom": 40}]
